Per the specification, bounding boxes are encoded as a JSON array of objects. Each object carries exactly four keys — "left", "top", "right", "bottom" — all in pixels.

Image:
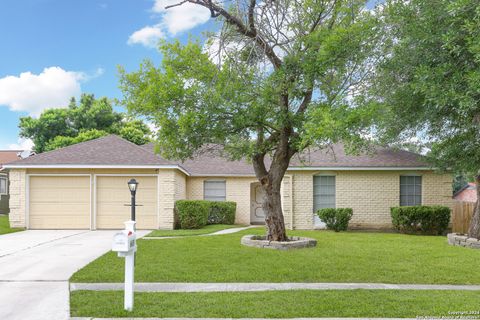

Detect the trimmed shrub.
[
  {"left": 174, "top": 200, "right": 237, "bottom": 229},
  {"left": 175, "top": 200, "right": 209, "bottom": 229},
  {"left": 390, "top": 205, "right": 451, "bottom": 235},
  {"left": 207, "top": 201, "right": 237, "bottom": 224},
  {"left": 317, "top": 208, "right": 353, "bottom": 232}
]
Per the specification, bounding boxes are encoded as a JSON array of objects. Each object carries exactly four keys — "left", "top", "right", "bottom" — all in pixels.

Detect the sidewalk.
[
  {"left": 143, "top": 226, "right": 258, "bottom": 240},
  {"left": 70, "top": 282, "right": 480, "bottom": 292}
]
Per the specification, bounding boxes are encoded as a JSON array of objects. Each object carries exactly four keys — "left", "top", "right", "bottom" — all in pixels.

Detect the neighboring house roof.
[
  {"left": 4, "top": 135, "right": 432, "bottom": 176},
  {"left": 0, "top": 150, "right": 22, "bottom": 170},
  {"left": 454, "top": 182, "right": 477, "bottom": 203}
]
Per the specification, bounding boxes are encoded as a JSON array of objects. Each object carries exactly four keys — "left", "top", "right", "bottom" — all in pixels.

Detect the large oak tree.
[{"left": 119, "top": 0, "right": 382, "bottom": 240}]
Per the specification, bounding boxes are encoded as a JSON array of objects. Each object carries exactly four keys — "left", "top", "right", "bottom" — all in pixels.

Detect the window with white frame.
[
  {"left": 0, "top": 176, "right": 7, "bottom": 195},
  {"left": 400, "top": 175, "right": 422, "bottom": 206},
  {"left": 313, "top": 175, "right": 336, "bottom": 211},
  {"left": 204, "top": 180, "right": 226, "bottom": 201}
]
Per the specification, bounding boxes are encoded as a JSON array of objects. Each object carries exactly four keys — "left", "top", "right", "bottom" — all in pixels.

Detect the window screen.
[
  {"left": 400, "top": 175, "right": 422, "bottom": 206},
  {"left": 313, "top": 176, "right": 336, "bottom": 211},
  {"left": 204, "top": 180, "right": 226, "bottom": 201},
  {"left": 0, "top": 177, "right": 6, "bottom": 194}
]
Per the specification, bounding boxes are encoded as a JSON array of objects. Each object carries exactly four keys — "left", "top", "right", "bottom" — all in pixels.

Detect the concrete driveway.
[{"left": 0, "top": 229, "right": 149, "bottom": 320}]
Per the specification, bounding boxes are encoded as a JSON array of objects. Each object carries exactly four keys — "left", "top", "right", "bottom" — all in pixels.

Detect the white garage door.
[
  {"left": 96, "top": 176, "right": 157, "bottom": 229},
  {"left": 29, "top": 176, "right": 91, "bottom": 229}
]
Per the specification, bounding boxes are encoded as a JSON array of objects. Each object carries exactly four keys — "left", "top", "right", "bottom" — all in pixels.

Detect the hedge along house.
[{"left": 3, "top": 135, "right": 453, "bottom": 230}]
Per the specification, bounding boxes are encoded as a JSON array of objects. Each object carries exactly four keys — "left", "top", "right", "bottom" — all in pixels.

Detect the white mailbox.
[{"left": 112, "top": 230, "right": 136, "bottom": 255}]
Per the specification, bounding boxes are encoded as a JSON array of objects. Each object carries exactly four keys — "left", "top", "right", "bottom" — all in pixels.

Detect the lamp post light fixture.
[{"left": 127, "top": 178, "right": 138, "bottom": 223}]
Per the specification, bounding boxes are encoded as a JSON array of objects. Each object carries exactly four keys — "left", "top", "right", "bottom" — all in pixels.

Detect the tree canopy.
[
  {"left": 119, "top": 0, "right": 382, "bottom": 240},
  {"left": 371, "top": 0, "right": 480, "bottom": 237},
  {"left": 19, "top": 94, "right": 151, "bottom": 153}
]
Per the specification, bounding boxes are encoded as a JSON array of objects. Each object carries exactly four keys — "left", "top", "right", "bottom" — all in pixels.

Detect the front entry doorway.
[{"left": 250, "top": 183, "right": 265, "bottom": 224}]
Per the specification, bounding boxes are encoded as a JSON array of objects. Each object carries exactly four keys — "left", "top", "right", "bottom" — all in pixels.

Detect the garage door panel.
[
  {"left": 29, "top": 176, "right": 90, "bottom": 229},
  {"left": 29, "top": 214, "right": 89, "bottom": 229},
  {"left": 97, "top": 189, "right": 157, "bottom": 203},
  {"left": 30, "top": 190, "right": 89, "bottom": 203},
  {"left": 30, "top": 203, "right": 89, "bottom": 215},
  {"left": 96, "top": 176, "right": 157, "bottom": 229}
]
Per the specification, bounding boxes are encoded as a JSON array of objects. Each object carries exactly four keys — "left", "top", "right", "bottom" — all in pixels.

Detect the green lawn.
[
  {"left": 145, "top": 224, "right": 245, "bottom": 237},
  {"left": 71, "top": 228, "right": 480, "bottom": 284},
  {"left": 0, "top": 215, "right": 23, "bottom": 235},
  {"left": 71, "top": 289, "right": 480, "bottom": 318}
]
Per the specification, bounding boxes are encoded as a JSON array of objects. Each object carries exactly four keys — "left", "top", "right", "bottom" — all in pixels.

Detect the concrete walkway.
[
  {"left": 143, "top": 225, "right": 258, "bottom": 239},
  {"left": 70, "top": 282, "right": 480, "bottom": 292},
  {"left": 0, "top": 229, "right": 149, "bottom": 320}
]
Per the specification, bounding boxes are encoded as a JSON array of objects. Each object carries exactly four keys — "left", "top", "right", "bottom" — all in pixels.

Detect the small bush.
[
  {"left": 174, "top": 200, "right": 237, "bottom": 229},
  {"left": 208, "top": 201, "right": 237, "bottom": 224},
  {"left": 317, "top": 208, "right": 353, "bottom": 232},
  {"left": 390, "top": 206, "right": 451, "bottom": 235},
  {"left": 175, "top": 200, "right": 209, "bottom": 229}
]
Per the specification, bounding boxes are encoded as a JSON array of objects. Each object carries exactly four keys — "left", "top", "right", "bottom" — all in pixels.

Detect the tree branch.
[
  {"left": 168, "top": 0, "right": 283, "bottom": 69},
  {"left": 248, "top": 0, "right": 257, "bottom": 35},
  {"left": 296, "top": 89, "right": 313, "bottom": 114}
]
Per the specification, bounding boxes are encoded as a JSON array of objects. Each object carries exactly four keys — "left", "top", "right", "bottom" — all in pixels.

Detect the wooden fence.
[{"left": 452, "top": 201, "right": 475, "bottom": 234}]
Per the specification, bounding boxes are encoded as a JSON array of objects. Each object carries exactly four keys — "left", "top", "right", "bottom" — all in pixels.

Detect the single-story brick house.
[{"left": 2, "top": 135, "right": 453, "bottom": 230}]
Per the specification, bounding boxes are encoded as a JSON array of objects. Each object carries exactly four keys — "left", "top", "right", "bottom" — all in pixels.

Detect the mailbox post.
[{"left": 112, "top": 221, "right": 137, "bottom": 311}]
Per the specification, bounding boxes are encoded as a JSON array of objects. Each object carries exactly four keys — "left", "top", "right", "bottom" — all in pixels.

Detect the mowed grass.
[
  {"left": 0, "top": 215, "right": 23, "bottom": 235},
  {"left": 70, "top": 289, "right": 480, "bottom": 318},
  {"left": 71, "top": 228, "right": 480, "bottom": 284},
  {"left": 145, "top": 224, "right": 244, "bottom": 237}
]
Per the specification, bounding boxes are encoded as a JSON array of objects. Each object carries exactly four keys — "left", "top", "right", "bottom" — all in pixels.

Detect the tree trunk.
[
  {"left": 468, "top": 174, "right": 480, "bottom": 239},
  {"left": 262, "top": 175, "right": 288, "bottom": 242},
  {"left": 252, "top": 149, "right": 290, "bottom": 242}
]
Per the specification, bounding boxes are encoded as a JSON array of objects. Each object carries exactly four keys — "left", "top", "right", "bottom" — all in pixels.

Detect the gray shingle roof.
[
  {"left": 289, "top": 144, "right": 429, "bottom": 168},
  {"left": 6, "top": 135, "right": 431, "bottom": 174},
  {"left": 6, "top": 135, "right": 175, "bottom": 166}
]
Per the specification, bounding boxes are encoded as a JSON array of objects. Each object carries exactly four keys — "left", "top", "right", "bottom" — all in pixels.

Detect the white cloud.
[
  {"left": 0, "top": 66, "right": 102, "bottom": 117},
  {"left": 128, "top": 0, "right": 210, "bottom": 48},
  {"left": 8, "top": 138, "right": 34, "bottom": 151},
  {"left": 127, "top": 25, "right": 165, "bottom": 48},
  {"left": 153, "top": 0, "right": 211, "bottom": 34}
]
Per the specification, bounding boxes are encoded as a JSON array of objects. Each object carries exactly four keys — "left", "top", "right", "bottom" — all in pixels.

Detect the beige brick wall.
[
  {"left": 8, "top": 169, "right": 26, "bottom": 228},
  {"left": 281, "top": 175, "right": 293, "bottom": 229},
  {"left": 284, "top": 170, "right": 453, "bottom": 230},
  {"left": 336, "top": 171, "right": 402, "bottom": 229},
  {"left": 422, "top": 172, "right": 453, "bottom": 208},
  {"left": 174, "top": 171, "right": 186, "bottom": 201},
  {"left": 186, "top": 176, "right": 257, "bottom": 225},
  {"left": 287, "top": 171, "right": 315, "bottom": 229},
  {"left": 157, "top": 169, "right": 178, "bottom": 229}
]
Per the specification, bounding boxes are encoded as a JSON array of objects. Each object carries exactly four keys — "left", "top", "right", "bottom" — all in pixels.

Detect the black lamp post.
[{"left": 127, "top": 179, "right": 139, "bottom": 222}]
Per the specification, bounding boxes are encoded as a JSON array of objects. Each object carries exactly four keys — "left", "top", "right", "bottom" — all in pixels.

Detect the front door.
[{"left": 250, "top": 183, "right": 265, "bottom": 224}]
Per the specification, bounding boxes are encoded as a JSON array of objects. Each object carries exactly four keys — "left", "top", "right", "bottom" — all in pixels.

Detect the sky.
[
  {"left": 0, "top": 0, "right": 378, "bottom": 151},
  {"left": 0, "top": 0, "right": 217, "bottom": 150}
]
